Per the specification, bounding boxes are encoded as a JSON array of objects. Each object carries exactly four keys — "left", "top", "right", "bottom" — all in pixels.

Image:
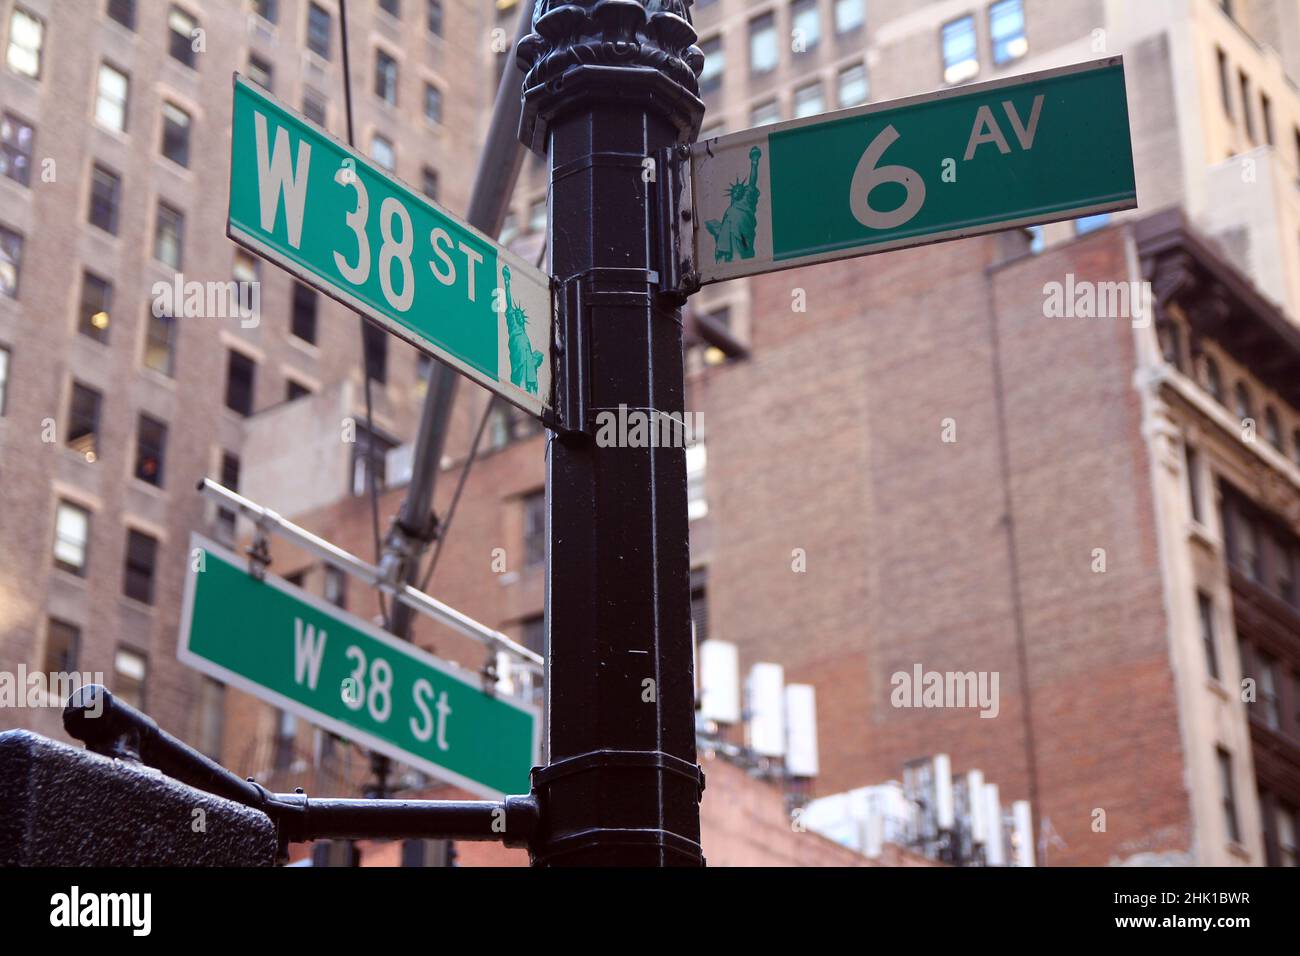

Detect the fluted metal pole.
[{"left": 518, "top": 0, "right": 707, "bottom": 866}]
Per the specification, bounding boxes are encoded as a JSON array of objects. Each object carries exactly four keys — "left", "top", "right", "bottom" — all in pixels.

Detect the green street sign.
[
  {"left": 227, "top": 74, "right": 552, "bottom": 418},
  {"left": 178, "top": 535, "right": 539, "bottom": 798},
  {"left": 691, "top": 57, "right": 1137, "bottom": 285}
]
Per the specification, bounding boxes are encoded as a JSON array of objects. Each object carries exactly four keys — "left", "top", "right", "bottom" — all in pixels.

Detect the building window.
[
  {"left": 838, "top": 63, "right": 868, "bottom": 108},
  {"left": 791, "top": 0, "right": 820, "bottom": 53},
  {"left": 302, "top": 89, "right": 327, "bottom": 126},
  {"left": 113, "top": 647, "right": 147, "bottom": 710},
  {"left": 522, "top": 491, "right": 545, "bottom": 568},
  {"left": 96, "top": 63, "right": 129, "bottom": 132},
  {"left": 248, "top": 54, "right": 273, "bottom": 92},
  {"left": 1294, "top": 428, "right": 1300, "bottom": 468},
  {"left": 835, "top": 0, "right": 865, "bottom": 34},
  {"left": 1197, "top": 591, "right": 1219, "bottom": 680},
  {"left": 749, "top": 13, "right": 778, "bottom": 75},
  {"left": 1258, "top": 652, "right": 1280, "bottom": 729},
  {"left": 154, "top": 202, "right": 184, "bottom": 268},
  {"left": 379, "top": 0, "right": 400, "bottom": 17},
  {"left": 488, "top": 402, "right": 543, "bottom": 449},
  {"left": 498, "top": 212, "right": 518, "bottom": 245},
  {"left": 1217, "top": 747, "right": 1240, "bottom": 842},
  {"left": 1223, "top": 494, "right": 1262, "bottom": 582},
  {"left": 216, "top": 451, "right": 240, "bottom": 538},
  {"left": 1216, "top": 47, "right": 1232, "bottom": 118},
  {"left": 1263, "top": 406, "right": 1281, "bottom": 449},
  {"left": 424, "top": 83, "right": 442, "bottom": 123},
  {"left": 1, "top": 112, "right": 35, "bottom": 186},
  {"left": 362, "top": 321, "right": 387, "bottom": 382},
  {"left": 274, "top": 709, "right": 298, "bottom": 770},
  {"left": 350, "top": 426, "right": 393, "bottom": 496},
  {"left": 1158, "top": 319, "right": 1183, "bottom": 372},
  {"left": 286, "top": 378, "right": 311, "bottom": 401},
  {"left": 427, "top": 0, "right": 443, "bottom": 37},
  {"left": 44, "top": 618, "right": 80, "bottom": 673},
  {"left": 1277, "top": 805, "right": 1298, "bottom": 868},
  {"left": 989, "top": 0, "right": 1027, "bottom": 66},
  {"left": 370, "top": 133, "right": 395, "bottom": 172},
  {"left": 233, "top": 249, "right": 259, "bottom": 285},
  {"left": 197, "top": 677, "right": 224, "bottom": 760},
  {"left": 307, "top": 2, "right": 331, "bottom": 58},
  {"left": 1185, "top": 445, "right": 1203, "bottom": 524},
  {"left": 1233, "top": 381, "right": 1253, "bottom": 423},
  {"left": 144, "top": 311, "right": 177, "bottom": 377},
  {"left": 421, "top": 166, "right": 439, "bottom": 201},
  {"left": 108, "top": 0, "right": 136, "bottom": 31},
  {"left": 690, "top": 567, "right": 709, "bottom": 643},
  {"left": 1203, "top": 355, "right": 1223, "bottom": 402},
  {"left": 1260, "top": 93, "right": 1274, "bottom": 146},
  {"left": 225, "top": 350, "right": 256, "bottom": 416},
  {"left": 89, "top": 165, "right": 122, "bottom": 235},
  {"left": 66, "top": 382, "right": 102, "bottom": 462},
  {"left": 324, "top": 565, "right": 347, "bottom": 609},
  {"left": 527, "top": 198, "right": 547, "bottom": 234},
  {"left": 687, "top": 441, "right": 707, "bottom": 520},
  {"left": 375, "top": 49, "right": 398, "bottom": 104},
  {"left": 291, "top": 282, "right": 318, "bottom": 343},
  {"left": 54, "top": 501, "right": 91, "bottom": 575},
  {"left": 0, "top": 225, "right": 20, "bottom": 297},
  {"left": 697, "top": 35, "right": 723, "bottom": 94},
  {"left": 6, "top": 7, "right": 44, "bottom": 79},
  {"left": 1272, "top": 535, "right": 1295, "bottom": 605},
  {"left": 751, "top": 100, "right": 781, "bottom": 127},
  {"left": 793, "top": 82, "right": 824, "bottom": 119},
  {"left": 78, "top": 272, "right": 113, "bottom": 344},
  {"left": 253, "top": 0, "right": 278, "bottom": 23},
  {"left": 942, "top": 15, "right": 978, "bottom": 84},
  {"left": 0, "top": 345, "right": 9, "bottom": 416},
  {"left": 1238, "top": 71, "right": 1254, "bottom": 142},
  {"left": 520, "top": 615, "right": 544, "bottom": 655},
  {"left": 123, "top": 529, "right": 158, "bottom": 604},
  {"left": 161, "top": 102, "right": 191, "bottom": 166},
  {"left": 168, "top": 6, "right": 198, "bottom": 68},
  {"left": 134, "top": 414, "right": 167, "bottom": 487}
]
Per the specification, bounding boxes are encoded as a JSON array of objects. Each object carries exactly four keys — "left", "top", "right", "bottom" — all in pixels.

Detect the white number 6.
[{"left": 849, "top": 124, "right": 925, "bottom": 230}]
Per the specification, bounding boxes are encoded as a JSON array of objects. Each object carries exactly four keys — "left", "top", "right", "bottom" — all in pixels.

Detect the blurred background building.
[{"left": 1, "top": 0, "right": 1298, "bottom": 866}]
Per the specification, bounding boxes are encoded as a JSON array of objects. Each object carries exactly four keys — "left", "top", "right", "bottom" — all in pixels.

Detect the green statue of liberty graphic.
[
  {"left": 705, "top": 145, "right": 762, "bottom": 263},
  {"left": 503, "top": 265, "right": 544, "bottom": 396}
]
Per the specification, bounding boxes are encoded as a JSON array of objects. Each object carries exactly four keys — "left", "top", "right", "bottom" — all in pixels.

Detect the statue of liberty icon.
[
  {"left": 503, "top": 265, "right": 544, "bottom": 396},
  {"left": 705, "top": 145, "right": 762, "bottom": 263}
]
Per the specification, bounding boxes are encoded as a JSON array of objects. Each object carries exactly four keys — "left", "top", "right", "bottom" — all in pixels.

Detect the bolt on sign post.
[
  {"left": 179, "top": 536, "right": 540, "bottom": 799},
  {"left": 226, "top": 74, "right": 553, "bottom": 419},
  {"left": 691, "top": 57, "right": 1136, "bottom": 285}
]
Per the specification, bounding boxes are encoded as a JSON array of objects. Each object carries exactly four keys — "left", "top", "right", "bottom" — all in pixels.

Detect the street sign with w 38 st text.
[{"left": 227, "top": 75, "right": 552, "bottom": 418}]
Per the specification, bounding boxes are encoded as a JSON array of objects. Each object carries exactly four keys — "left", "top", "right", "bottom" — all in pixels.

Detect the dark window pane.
[
  {"left": 286, "top": 379, "right": 310, "bottom": 401},
  {"left": 0, "top": 225, "right": 20, "bottom": 298},
  {"left": 362, "top": 321, "right": 387, "bottom": 383},
  {"left": 78, "top": 272, "right": 112, "bottom": 344},
  {"left": 1, "top": 112, "right": 34, "bottom": 187},
  {"left": 44, "top": 618, "right": 80, "bottom": 673},
  {"left": 154, "top": 202, "right": 184, "bottom": 268},
  {"left": 422, "top": 166, "right": 439, "bottom": 201},
  {"left": 144, "top": 311, "right": 177, "bottom": 377},
  {"left": 123, "top": 529, "right": 157, "bottom": 604},
  {"left": 161, "top": 102, "right": 190, "bottom": 166},
  {"left": 216, "top": 451, "right": 240, "bottom": 538},
  {"left": 302, "top": 90, "right": 327, "bottom": 126},
  {"left": 248, "top": 55, "right": 273, "bottom": 92},
  {"left": 66, "top": 382, "right": 101, "bottom": 460},
  {"left": 108, "top": 0, "right": 136, "bottom": 31},
  {"left": 291, "top": 282, "right": 318, "bottom": 343},
  {"left": 253, "top": 0, "right": 277, "bottom": 23},
  {"left": 134, "top": 414, "right": 167, "bottom": 487},
  {"left": 168, "top": 6, "right": 197, "bottom": 68},
  {"left": 89, "top": 165, "right": 121, "bottom": 235},
  {"left": 523, "top": 492, "right": 545, "bottom": 568},
  {"left": 379, "top": 0, "right": 400, "bottom": 17},
  {"left": 375, "top": 49, "right": 397, "bottom": 104},
  {"left": 426, "top": 0, "right": 443, "bottom": 36},
  {"left": 424, "top": 83, "right": 442, "bottom": 123},
  {"left": 225, "top": 350, "right": 256, "bottom": 416},
  {"left": 307, "top": 4, "right": 331, "bottom": 59}
]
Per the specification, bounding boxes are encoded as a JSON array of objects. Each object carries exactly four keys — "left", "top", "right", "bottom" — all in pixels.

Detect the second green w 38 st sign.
[
  {"left": 227, "top": 75, "right": 552, "bottom": 418},
  {"left": 691, "top": 57, "right": 1137, "bottom": 284}
]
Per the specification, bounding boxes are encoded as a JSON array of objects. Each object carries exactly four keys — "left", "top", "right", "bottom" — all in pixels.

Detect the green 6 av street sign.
[
  {"left": 691, "top": 57, "right": 1136, "bottom": 284},
  {"left": 228, "top": 75, "right": 552, "bottom": 418},
  {"left": 179, "top": 536, "right": 539, "bottom": 798}
]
